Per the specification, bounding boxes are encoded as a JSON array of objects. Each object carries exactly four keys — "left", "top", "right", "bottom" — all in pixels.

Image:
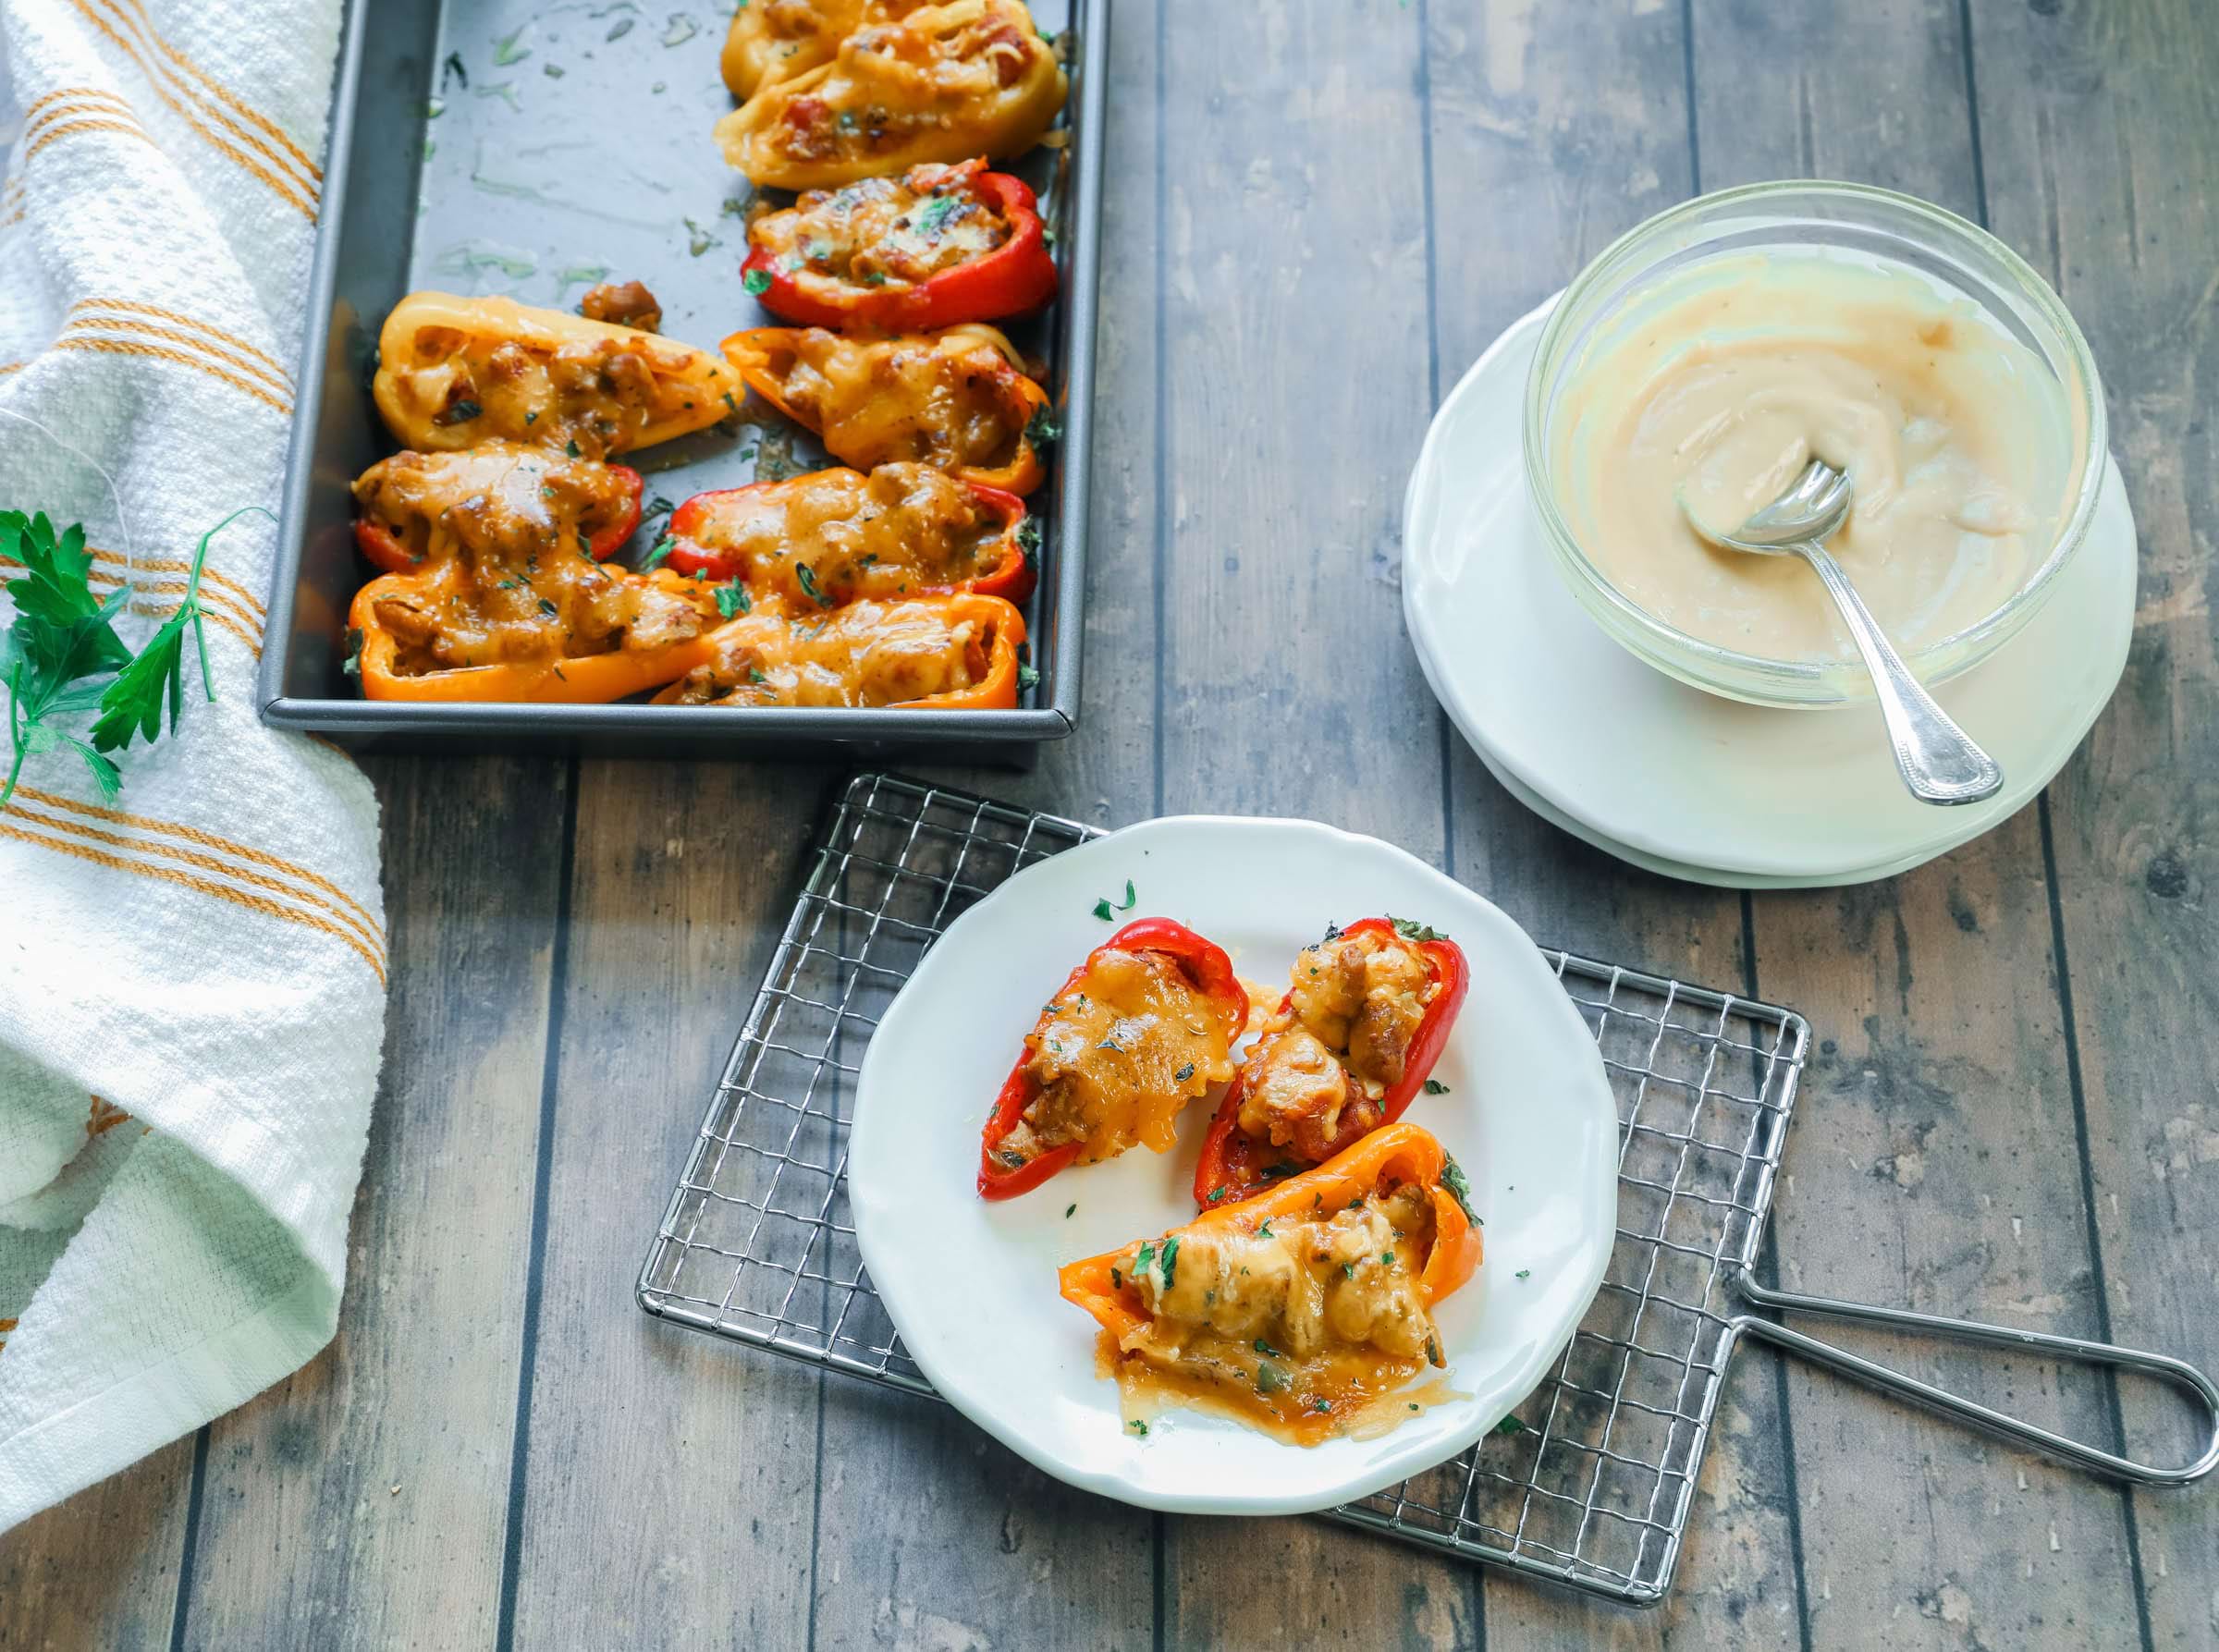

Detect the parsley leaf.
[
  {"left": 742, "top": 266, "right": 773, "bottom": 296},
  {"left": 794, "top": 563, "right": 834, "bottom": 606},
  {"left": 714, "top": 581, "right": 751, "bottom": 618},
  {"left": 640, "top": 537, "right": 678, "bottom": 571},
  {"left": 1024, "top": 405, "right": 1060, "bottom": 449},
  {"left": 1423, "top": 1079, "right": 1451, "bottom": 1095},
  {"left": 1090, "top": 878, "right": 1137, "bottom": 922},
  {"left": 1492, "top": 1414, "right": 1527, "bottom": 1438},
  {"left": 1389, "top": 916, "right": 1447, "bottom": 943},
  {"left": 1439, "top": 1155, "right": 1478, "bottom": 1223}
]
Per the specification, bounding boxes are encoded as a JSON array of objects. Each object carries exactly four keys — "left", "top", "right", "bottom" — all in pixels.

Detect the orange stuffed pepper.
[
  {"left": 717, "top": 0, "right": 1066, "bottom": 190},
  {"left": 1060, "top": 1123, "right": 1483, "bottom": 1445},
  {"left": 652, "top": 592, "right": 1024, "bottom": 709},
  {"left": 372, "top": 291, "right": 737, "bottom": 459},
  {"left": 725, "top": 324, "right": 1050, "bottom": 495},
  {"left": 720, "top": 0, "right": 929, "bottom": 100}
]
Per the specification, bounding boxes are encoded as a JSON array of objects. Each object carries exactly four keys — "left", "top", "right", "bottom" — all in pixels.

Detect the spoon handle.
[{"left": 1795, "top": 542, "right": 2005, "bottom": 806}]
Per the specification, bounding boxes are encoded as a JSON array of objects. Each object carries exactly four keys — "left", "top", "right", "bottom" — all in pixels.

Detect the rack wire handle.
[{"left": 1731, "top": 1272, "right": 2219, "bottom": 1488}]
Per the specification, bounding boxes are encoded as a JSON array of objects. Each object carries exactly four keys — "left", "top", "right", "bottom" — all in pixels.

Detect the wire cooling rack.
[{"left": 638, "top": 772, "right": 1811, "bottom": 1606}]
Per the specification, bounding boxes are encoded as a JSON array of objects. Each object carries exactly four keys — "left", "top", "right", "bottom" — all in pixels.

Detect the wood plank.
[
  {"left": 1151, "top": 0, "right": 1477, "bottom": 1642},
  {"left": 0, "top": 1440, "right": 192, "bottom": 1652},
  {"left": 1968, "top": 1, "right": 2219, "bottom": 1646},
  {"left": 173, "top": 754, "right": 569, "bottom": 1650},
  {"left": 1427, "top": 1, "right": 1807, "bottom": 1643},
  {"left": 505, "top": 759, "right": 830, "bottom": 1649},
  {"left": 807, "top": 5, "right": 1166, "bottom": 1648},
  {"left": 1691, "top": 3, "right": 2145, "bottom": 1646}
]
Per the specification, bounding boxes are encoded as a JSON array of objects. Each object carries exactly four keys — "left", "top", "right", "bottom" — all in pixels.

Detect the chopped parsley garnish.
[
  {"left": 746, "top": 667, "right": 767, "bottom": 685},
  {"left": 1440, "top": 1156, "right": 1478, "bottom": 1223},
  {"left": 1342, "top": 1263, "right": 1355, "bottom": 1279},
  {"left": 1255, "top": 1363, "right": 1287, "bottom": 1395},
  {"left": 1492, "top": 1415, "right": 1528, "bottom": 1438},
  {"left": 1096, "top": 1034, "right": 1124, "bottom": 1053},
  {"left": 1515, "top": 1268, "right": 1531, "bottom": 1279},
  {"left": 1382, "top": 1252, "right": 1395, "bottom": 1267},
  {"left": 340, "top": 625, "right": 365, "bottom": 679},
  {"left": 742, "top": 266, "right": 772, "bottom": 296},
  {"left": 1024, "top": 405, "right": 1061, "bottom": 448},
  {"left": 1015, "top": 515, "right": 1042, "bottom": 569},
  {"left": 1129, "top": 1418, "right": 1147, "bottom": 1436},
  {"left": 1065, "top": 1204, "right": 1076, "bottom": 1218},
  {"left": 1207, "top": 1185, "right": 1227, "bottom": 1203},
  {"left": 1389, "top": 916, "right": 1446, "bottom": 943},
  {"left": 432, "top": 398, "right": 482, "bottom": 426},
  {"left": 715, "top": 581, "right": 751, "bottom": 618},
  {"left": 1173, "top": 1062, "right": 1195, "bottom": 1083},
  {"left": 913, "top": 194, "right": 959, "bottom": 237},
  {"left": 1257, "top": 1221, "right": 1272, "bottom": 1239},
  {"left": 564, "top": 439, "right": 582, "bottom": 459},
  {"left": 794, "top": 563, "right": 834, "bottom": 606},
  {"left": 1320, "top": 921, "right": 1343, "bottom": 943},
  {"left": 1159, "top": 1236, "right": 1179, "bottom": 1288},
  {"left": 640, "top": 537, "right": 677, "bottom": 571},
  {"left": 536, "top": 597, "right": 559, "bottom": 619},
  {"left": 523, "top": 410, "right": 538, "bottom": 425},
  {"left": 1018, "top": 664, "right": 1040, "bottom": 693},
  {"left": 1252, "top": 1338, "right": 1281, "bottom": 1358},
  {"left": 1091, "top": 878, "right": 1137, "bottom": 923},
  {"left": 1423, "top": 1079, "right": 1451, "bottom": 1095}
]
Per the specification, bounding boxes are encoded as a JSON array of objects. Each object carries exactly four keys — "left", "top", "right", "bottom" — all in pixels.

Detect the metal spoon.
[{"left": 1685, "top": 457, "right": 2004, "bottom": 806}]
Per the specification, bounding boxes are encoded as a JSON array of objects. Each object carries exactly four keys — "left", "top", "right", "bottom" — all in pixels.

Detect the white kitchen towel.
[{"left": 0, "top": 0, "right": 384, "bottom": 1532}]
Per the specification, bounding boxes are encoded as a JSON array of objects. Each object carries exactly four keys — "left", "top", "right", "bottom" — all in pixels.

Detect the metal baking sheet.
[{"left": 260, "top": 0, "right": 1106, "bottom": 754}]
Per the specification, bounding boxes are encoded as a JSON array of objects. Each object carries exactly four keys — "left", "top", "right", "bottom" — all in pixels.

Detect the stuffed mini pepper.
[
  {"left": 653, "top": 592, "right": 1024, "bottom": 709},
  {"left": 1194, "top": 919, "right": 1469, "bottom": 1207},
  {"left": 660, "top": 464, "right": 1034, "bottom": 608},
  {"left": 1060, "top": 1122, "right": 1483, "bottom": 1444},
  {"left": 720, "top": 0, "right": 928, "bottom": 100},
  {"left": 977, "top": 918, "right": 1249, "bottom": 1198},
  {"left": 351, "top": 443, "right": 643, "bottom": 572},
  {"left": 724, "top": 324, "right": 1050, "bottom": 494},
  {"left": 740, "top": 160, "right": 1057, "bottom": 332},
  {"left": 717, "top": 2, "right": 1066, "bottom": 190},
  {"left": 372, "top": 291, "right": 736, "bottom": 460}
]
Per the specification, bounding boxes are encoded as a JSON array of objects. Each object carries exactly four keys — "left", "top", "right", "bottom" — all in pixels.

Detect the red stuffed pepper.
[
  {"left": 1193, "top": 917, "right": 1469, "bottom": 1208},
  {"left": 742, "top": 158, "right": 1058, "bottom": 332},
  {"left": 661, "top": 464, "right": 1034, "bottom": 611},
  {"left": 979, "top": 917, "right": 1249, "bottom": 1200},
  {"left": 353, "top": 443, "right": 644, "bottom": 574}
]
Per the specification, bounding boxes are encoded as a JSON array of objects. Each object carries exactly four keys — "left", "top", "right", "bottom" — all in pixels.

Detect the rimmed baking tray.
[{"left": 261, "top": 0, "right": 1106, "bottom": 756}]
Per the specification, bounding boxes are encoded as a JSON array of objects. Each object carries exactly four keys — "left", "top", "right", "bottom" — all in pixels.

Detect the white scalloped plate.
[
  {"left": 1402, "top": 298, "right": 2136, "bottom": 887},
  {"left": 848, "top": 815, "right": 1618, "bottom": 1516}
]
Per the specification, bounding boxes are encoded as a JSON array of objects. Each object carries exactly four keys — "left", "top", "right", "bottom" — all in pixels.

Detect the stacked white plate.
[{"left": 1401, "top": 300, "right": 2137, "bottom": 888}]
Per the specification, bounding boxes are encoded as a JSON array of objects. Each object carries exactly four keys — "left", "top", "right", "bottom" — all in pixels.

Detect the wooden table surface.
[{"left": 8, "top": 1, "right": 2218, "bottom": 1646}]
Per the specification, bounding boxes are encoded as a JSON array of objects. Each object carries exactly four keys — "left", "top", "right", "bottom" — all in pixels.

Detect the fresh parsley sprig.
[{"left": 0, "top": 505, "right": 267, "bottom": 809}]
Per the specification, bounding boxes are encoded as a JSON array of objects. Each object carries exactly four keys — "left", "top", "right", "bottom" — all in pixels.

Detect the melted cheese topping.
[
  {"left": 717, "top": 0, "right": 1065, "bottom": 185},
  {"left": 753, "top": 162, "right": 1012, "bottom": 291},
  {"left": 680, "top": 464, "right": 1009, "bottom": 608},
  {"left": 1114, "top": 1186, "right": 1446, "bottom": 1444},
  {"left": 752, "top": 326, "right": 1028, "bottom": 473},
  {"left": 1237, "top": 928, "right": 1438, "bottom": 1161},
  {"left": 660, "top": 597, "right": 991, "bottom": 706},
  {"left": 353, "top": 443, "right": 632, "bottom": 566},
  {"left": 999, "top": 947, "right": 1237, "bottom": 1168},
  {"left": 370, "top": 557, "right": 701, "bottom": 676}
]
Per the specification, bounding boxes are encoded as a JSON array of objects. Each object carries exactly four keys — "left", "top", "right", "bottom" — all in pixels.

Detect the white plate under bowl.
[
  {"left": 1402, "top": 298, "right": 2136, "bottom": 887},
  {"left": 849, "top": 816, "right": 1620, "bottom": 1516}
]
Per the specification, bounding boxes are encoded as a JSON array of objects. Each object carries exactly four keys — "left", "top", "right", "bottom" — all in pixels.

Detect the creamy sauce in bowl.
[{"left": 1551, "top": 252, "right": 2079, "bottom": 665}]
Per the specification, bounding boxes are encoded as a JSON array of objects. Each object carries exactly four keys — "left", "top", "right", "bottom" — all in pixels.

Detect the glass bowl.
[{"left": 1523, "top": 180, "right": 2106, "bottom": 707}]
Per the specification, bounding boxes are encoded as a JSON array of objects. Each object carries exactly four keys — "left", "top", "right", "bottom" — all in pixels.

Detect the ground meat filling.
[
  {"left": 1127, "top": 1184, "right": 1442, "bottom": 1377},
  {"left": 1235, "top": 928, "right": 1438, "bottom": 1162},
  {"left": 998, "top": 947, "right": 1237, "bottom": 1168},
  {"left": 399, "top": 325, "right": 699, "bottom": 460},
  {"left": 576, "top": 278, "right": 663, "bottom": 333}
]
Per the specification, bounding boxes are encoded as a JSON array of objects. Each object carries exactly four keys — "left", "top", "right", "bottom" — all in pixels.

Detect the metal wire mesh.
[{"left": 639, "top": 772, "right": 1810, "bottom": 1606}]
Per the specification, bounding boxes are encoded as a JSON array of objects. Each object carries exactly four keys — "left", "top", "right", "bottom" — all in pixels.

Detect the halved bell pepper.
[
  {"left": 1193, "top": 918, "right": 1470, "bottom": 1208},
  {"left": 978, "top": 917, "right": 1248, "bottom": 1199},
  {"left": 1059, "top": 1122, "right": 1483, "bottom": 1443},
  {"left": 652, "top": 591, "right": 1025, "bottom": 709},
  {"left": 662, "top": 464, "right": 1034, "bottom": 607},
  {"left": 724, "top": 324, "right": 1050, "bottom": 495},
  {"left": 741, "top": 160, "right": 1058, "bottom": 332},
  {"left": 373, "top": 291, "right": 738, "bottom": 459},
  {"left": 349, "top": 561, "right": 717, "bottom": 704},
  {"left": 352, "top": 442, "right": 644, "bottom": 574},
  {"left": 716, "top": 1, "right": 1067, "bottom": 190}
]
